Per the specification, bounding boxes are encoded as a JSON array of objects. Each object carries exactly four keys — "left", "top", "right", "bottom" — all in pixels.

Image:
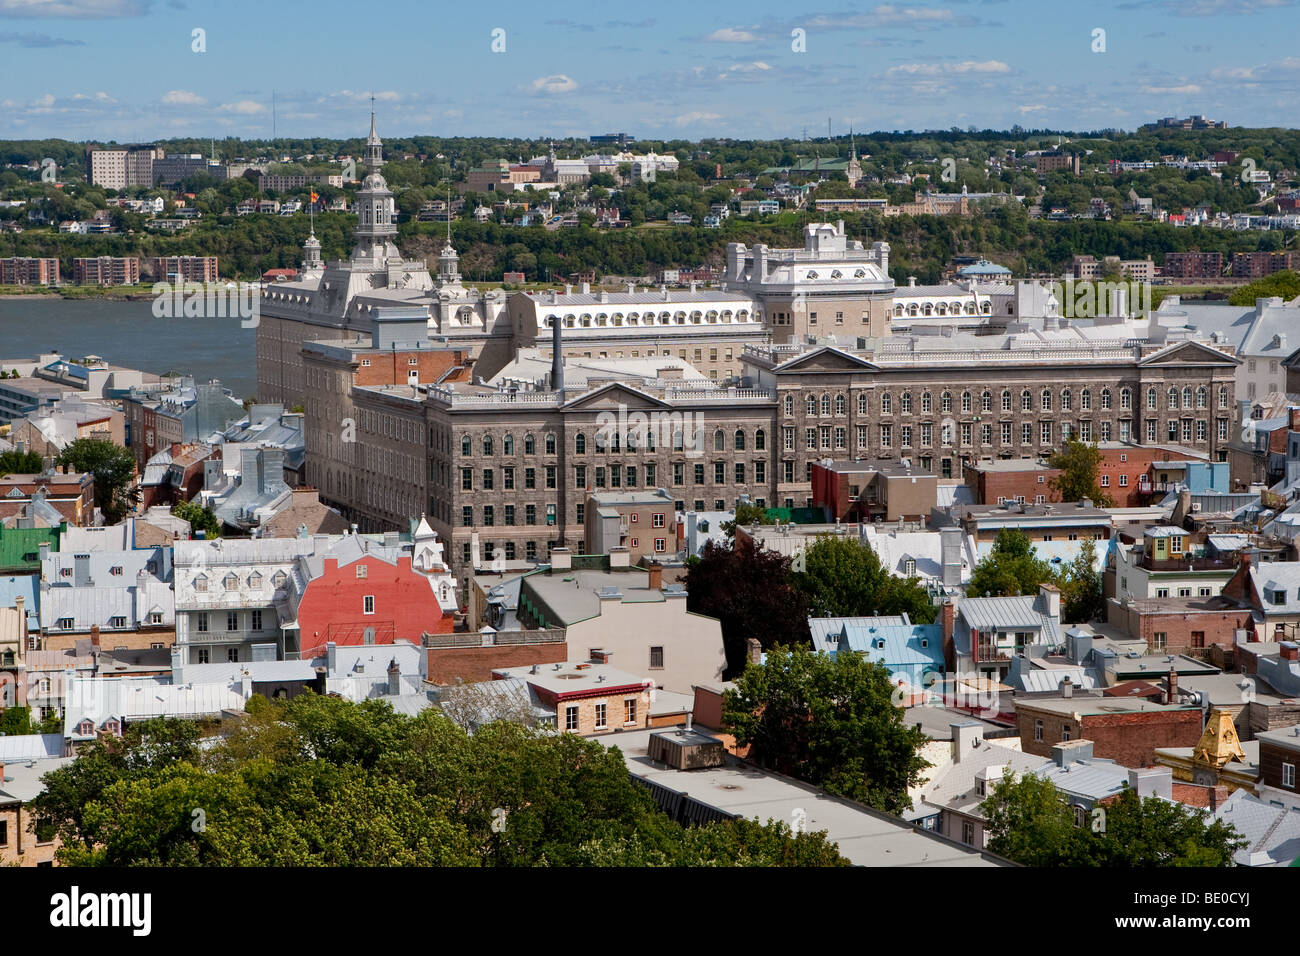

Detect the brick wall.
[
  {"left": 1108, "top": 602, "right": 1253, "bottom": 654},
  {"left": 1018, "top": 705, "right": 1202, "bottom": 766},
  {"left": 427, "top": 642, "right": 567, "bottom": 684}
]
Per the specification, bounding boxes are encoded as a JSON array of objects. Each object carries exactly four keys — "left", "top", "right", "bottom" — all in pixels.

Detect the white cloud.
[
  {"left": 0, "top": 0, "right": 149, "bottom": 16},
  {"left": 674, "top": 111, "right": 722, "bottom": 126},
  {"left": 219, "top": 99, "right": 265, "bottom": 114},
  {"left": 162, "top": 89, "right": 205, "bottom": 105},
  {"left": 531, "top": 74, "right": 578, "bottom": 94},
  {"left": 33, "top": 92, "right": 53, "bottom": 107},
  {"left": 1141, "top": 83, "right": 1202, "bottom": 94},
  {"left": 706, "top": 27, "right": 757, "bottom": 42},
  {"left": 888, "top": 59, "right": 1009, "bottom": 75},
  {"left": 1016, "top": 103, "right": 1048, "bottom": 114},
  {"left": 335, "top": 89, "right": 401, "bottom": 103}
]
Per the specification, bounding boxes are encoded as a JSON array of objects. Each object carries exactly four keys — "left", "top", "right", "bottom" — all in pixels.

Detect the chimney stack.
[
  {"left": 1280, "top": 642, "right": 1299, "bottom": 662},
  {"left": 1167, "top": 667, "right": 1179, "bottom": 703},
  {"left": 746, "top": 637, "right": 762, "bottom": 666},
  {"left": 646, "top": 562, "right": 663, "bottom": 591},
  {"left": 387, "top": 658, "right": 401, "bottom": 696},
  {"left": 89, "top": 625, "right": 100, "bottom": 649},
  {"left": 551, "top": 316, "right": 564, "bottom": 393}
]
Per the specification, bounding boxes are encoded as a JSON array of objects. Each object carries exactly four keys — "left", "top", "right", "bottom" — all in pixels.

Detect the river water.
[{"left": 0, "top": 298, "right": 257, "bottom": 400}]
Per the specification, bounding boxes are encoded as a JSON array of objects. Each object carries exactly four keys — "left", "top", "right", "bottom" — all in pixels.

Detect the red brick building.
[
  {"left": 296, "top": 551, "right": 455, "bottom": 659},
  {"left": 1015, "top": 696, "right": 1203, "bottom": 767},
  {"left": 0, "top": 473, "right": 95, "bottom": 526},
  {"left": 1161, "top": 251, "right": 1224, "bottom": 280},
  {"left": 962, "top": 442, "right": 1209, "bottom": 507},
  {"left": 425, "top": 630, "right": 568, "bottom": 684},
  {"left": 1105, "top": 595, "right": 1255, "bottom": 655}
]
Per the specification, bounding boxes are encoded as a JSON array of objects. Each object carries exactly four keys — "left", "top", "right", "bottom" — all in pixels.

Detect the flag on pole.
[{"left": 310, "top": 191, "right": 319, "bottom": 204}]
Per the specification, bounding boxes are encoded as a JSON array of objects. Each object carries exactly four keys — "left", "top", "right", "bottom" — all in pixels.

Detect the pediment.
[
  {"left": 562, "top": 382, "right": 671, "bottom": 411},
  {"left": 774, "top": 346, "right": 881, "bottom": 374},
  {"left": 1140, "top": 340, "right": 1241, "bottom": 367}
]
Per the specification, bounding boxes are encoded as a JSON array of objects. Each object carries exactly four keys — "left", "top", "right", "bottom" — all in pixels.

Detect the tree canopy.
[
  {"left": 722, "top": 645, "right": 930, "bottom": 814},
  {"left": 31, "top": 696, "right": 848, "bottom": 867},
  {"left": 967, "top": 528, "right": 1056, "bottom": 599},
  {"left": 792, "top": 535, "right": 937, "bottom": 624},
  {"left": 58, "top": 438, "right": 138, "bottom": 523},
  {"left": 0, "top": 449, "right": 44, "bottom": 474},
  {"left": 981, "top": 770, "right": 1244, "bottom": 866},
  {"left": 1048, "top": 438, "right": 1114, "bottom": 507},
  {"left": 171, "top": 499, "right": 221, "bottom": 539},
  {"left": 685, "top": 538, "right": 811, "bottom": 676}
]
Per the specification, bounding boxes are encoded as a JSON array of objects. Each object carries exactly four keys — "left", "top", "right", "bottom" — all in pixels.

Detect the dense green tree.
[
  {"left": 57, "top": 438, "right": 138, "bottom": 522},
  {"left": 1059, "top": 537, "right": 1104, "bottom": 623},
  {"left": 981, "top": 771, "right": 1244, "bottom": 866},
  {"left": 721, "top": 501, "right": 774, "bottom": 537},
  {"left": 1048, "top": 439, "right": 1114, "bottom": 506},
  {"left": 793, "top": 535, "right": 937, "bottom": 624},
  {"left": 685, "top": 538, "right": 811, "bottom": 675},
  {"left": 1228, "top": 270, "right": 1300, "bottom": 305},
  {"left": 967, "top": 528, "right": 1056, "bottom": 598},
  {"left": 32, "top": 693, "right": 846, "bottom": 867},
  {"left": 171, "top": 499, "right": 222, "bottom": 538},
  {"left": 0, "top": 450, "right": 43, "bottom": 474},
  {"left": 723, "top": 646, "right": 929, "bottom": 814}
]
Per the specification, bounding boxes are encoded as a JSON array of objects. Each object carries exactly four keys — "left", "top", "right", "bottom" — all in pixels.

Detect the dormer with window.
[{"left": 193, "top": 574, "right": 209, "bottom": 592}]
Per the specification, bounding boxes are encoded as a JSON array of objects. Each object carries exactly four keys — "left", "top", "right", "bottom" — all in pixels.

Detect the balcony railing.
[
  {"left": 424, "top": 628, "right": 566, "bottom": 648},
  {"left": 1139, "top": 554, "right": 1235, "bottom": 572}
]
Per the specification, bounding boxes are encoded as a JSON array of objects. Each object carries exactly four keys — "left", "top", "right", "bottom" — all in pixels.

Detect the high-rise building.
[{"left": 87, "top": 146, "right": 159, "bottom": 190}]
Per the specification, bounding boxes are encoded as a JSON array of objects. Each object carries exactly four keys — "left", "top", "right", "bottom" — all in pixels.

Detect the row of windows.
[
  {"left": 462, "top": 429, "right": 768, "bottom": 456},
  {"left": 195, "top": 609, "right": 266, "bottom": 632},
  {"left": 193, "top": 570, "right": 287, "bottom": 592},
  {"left": 543, "top": 310, "right": 752, "bottom": 328},
  {"left": 783, "top": 385, "right": 1231, "bottom": 418},
  {"left": 463, "top": 504, "right": 557, "bottom": 527}
]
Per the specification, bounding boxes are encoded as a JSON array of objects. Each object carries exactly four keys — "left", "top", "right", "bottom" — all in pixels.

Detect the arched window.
[
  {"left": 981, "top": 390, "right": 992, "bottom": 413},
  {"left": 858, "top": 393, "right": 868, "bottom": 415},
  {"left": 1021, "top": 389, "right": 1032, "bottom": 411},
  {"left": 1100, "top": 388, "right": 1112, "bottom": 410},
  {"left": 1061, "top": 389, "right": 1072, "bottom": 412},
  {"left": 806, "top": 394, "right": 817, "bottom": 415},
  {"left": 901, "top": 391, "right": 912, "bottom": 413},
  {"left": 714, "top": 429, "right": 725, "bottom": 452},
  {"left": 734, "top": 430, "right": 746, "bottom": 451},
  {"left": 1218, "top": 385, "right": 1230, "bottom": 408},
  {"left": 575, "top": 433, "right": 586, "bottom": 454},
  {"left": 754, "top": 429, "right": 766, "bottom": 451},
  {"left": 1196, "top": 386, "right": 1207, "bottom": 409},
  {"left": 1080, "top": 389, "right": 1091, "bottom": 411},
  {"left": 482, "top": 434, "right": 493, "bottom": 456},
  {"left": 545, "top": 432, "right": 556, "bottom": 455},
  {"left": 1167, "top": 387, "right": 1179, "bottom": 409},
  {"left": 461, "top": 434, "right": 471, "bottom": 456},
  {"left": 961, "top": 391, "right": 972, "bottom": 414},
  {"left": 784, "top": 394, "right": 795, "bottom": 416},
  {"left": 921, "top": 391, "right": 932, "bottom": 413},
  {"left": 821, "top": 394, "right": 832, "bottom": 416},
  {"left": 941, "top": 391, "right": 952, "bottom": 413},
  {"left": 835, "top": 394, "right": 846, "bottom": 415},
  {"left": 1146, "top": 387, "right": 1157, "bottom": 409},
  {"left": 1120, "top": 388, "right": 1131, "bottom": 410},
  {"left": 524, "top": 433, "right": 536, "bottom": 454},
  {"left": 1041, "top": 388, "right": 1052, "bottom": 412},
  {"left": 881, "top": 392, "right": 893, "bottom": 414},
  {"left": 1182, "top": 387, "right": 1194, "bottom": 410},
  {"left": 503, "top": 433, "right": 515, "bottom": 455},
  {"left": 1001, "top": 390, "right": 1012, "bottom": 412}
]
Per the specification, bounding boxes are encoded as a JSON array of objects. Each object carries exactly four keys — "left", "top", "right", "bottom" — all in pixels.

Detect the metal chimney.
[{"left": 551, "top": 316, "right": 564, "bottom": 393}]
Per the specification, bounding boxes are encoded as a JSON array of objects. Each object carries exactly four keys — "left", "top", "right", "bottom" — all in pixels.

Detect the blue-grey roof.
[
  {"left": 1213, "top": 789, "right": 1300, "bottom": 867},
  {"left": 0, "top": 574, "right": 39, "bottom": 628},
  {"left": 1032, "top": 760, "right": 1129, "bottom": 803},
  {"left": 0, "top": 733, "right": 63, "bottom": 762},
  {"left": 837, "top": 622, "right": 943, "bottom": 672},
  {"left": 808, "top": 614, "right": 908, "bottom": 652}
]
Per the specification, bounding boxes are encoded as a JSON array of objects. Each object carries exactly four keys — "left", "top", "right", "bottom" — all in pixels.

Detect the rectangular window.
[
  {"left": 625, "top": 698, "right": 637, "bottom": 724},
  {"left": 594, "top": 702, "right": 607, "bottom": 730},
  {"left": 526, "top": 505, "right": 536, "bottom": 525},
  {"left": 694, "top": 464, "right": 705, "bottom": 485},
  {"left": 546, "top": 465, "right": 557, "bottom": 489},
  {"left": 565, "top": 705, "right": 579, "bottom": 731},
  {"left": 652, "top": 513, "right": 666, "bottom": 528},
  {"left": 461, "top": 468, "right": 473, "bottom": 491},
  {"left": 880, "top": 424, "right": 892, "bottom": 449},
  {"left": 462, "top": 505, "right": 473, "bottom": 527},
  {"left": 228, "top": 647, "right": 240, "bottom": 663},
  {"left": 650, "top": 646, "right": 664, "bottom": 669},
  {"left": 364, "top": 595, "right": 375, "bottom": 615},
  {"left": 673, "top": 463, "right": 684, "bottom": 486},
  {"left": 226, "top": 611, "right": 239, "bottom": 631},
  {"left": 1284, "top": 763, "right": 1296, "bottom": 789},
  {"left": 525, "top": 468, "right": 536, "bottom": 490},
  {"left": 504, "top": 467, "right": 515, "bottom": 490},
  {"left": 734, "top": 463, "right": 745, "bottom": 484},
  {"left": 251, "top": 610, "right": 262, "bottom": 631},
  {"left": 198, "top": 648, "right": 210, "bottom": 664},
  {"left": 715, "top": 462, "right": 725, "bottom": 483},
  {"left": 1040, "top": 421, "right": 1051, "bottom": 445},
  {"left": 1152, "top": 631, "right": 1167, "bottom": 651},
  {"left": 505, "top": 504, "right": 516, "bottom": 526},
  {"left": 1034, "top": 719, "right": 1043, "bottom": 742},
  {"left": 1021, "top": 422, "right": 1032, "bottom": 445}
]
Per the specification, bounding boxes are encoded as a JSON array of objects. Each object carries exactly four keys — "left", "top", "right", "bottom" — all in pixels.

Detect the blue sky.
[{"left": 1, "top": 0, "right": 1297, "bottom": 143}]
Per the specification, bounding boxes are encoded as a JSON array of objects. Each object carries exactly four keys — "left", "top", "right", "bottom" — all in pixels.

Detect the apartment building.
[
  {"left": 1162, "top": 251, "right": 1224, "bottom": 280},
  {"left": 72, "top": 256, "right": 140, "bottom": 286},
  {"left": 87, "top": 145, "right": 159, "bottom": 190},
  {"left": 1231, "top": 251, "right": 1300, "bottom": 279},
  {"left": 149, "top": 256, "right": 219, "bottom": 283},
  {"left": 0, "top": 258, "right": 60, "bottom": 286}
]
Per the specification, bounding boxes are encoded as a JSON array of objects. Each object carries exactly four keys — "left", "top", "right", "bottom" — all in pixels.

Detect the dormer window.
[
  {"left": 272, "top": 571, "right": 287, "bottom": 588},
  {"left": 904, "top": 558, "right": 916, "bottom": 576},
  {"left": 248, "top": 572, "right": 262, "bottom": 588},
  {"left": 223, "top": 573, "right": 238, "bottom": 591},
  {"left": 77, "top": 719, "right": 94, "bottom": 736},
  {"left": 194, "top": 574, "right": 208, "bottom": 592},
  {"left": 109, "top": 566, "right": 123, "bottom": 576}
]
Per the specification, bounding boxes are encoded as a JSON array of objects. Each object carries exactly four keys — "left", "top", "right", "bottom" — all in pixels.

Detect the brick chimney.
[
  {"left": 90, "top": 625, "right": 100, "bottom": 649},
  {"left": 1167, "top": 668, "right": 1179, "bottom": 703},
  {"left": 746, "top": 637, "right": 762, "bottom": 666},
  {"left": 646, "top": 562, "right": 663, "bottom": 591},
  {"left": 941, "top": 599, "right": 957, "bottom": 669},
  {"left": 1281, "top": 642, "right": 1299, "bottom": 661}
]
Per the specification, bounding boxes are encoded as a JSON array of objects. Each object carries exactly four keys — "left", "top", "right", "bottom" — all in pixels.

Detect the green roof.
[{"left": 0, "top": 522, "right": 63, "bottom": 573}]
